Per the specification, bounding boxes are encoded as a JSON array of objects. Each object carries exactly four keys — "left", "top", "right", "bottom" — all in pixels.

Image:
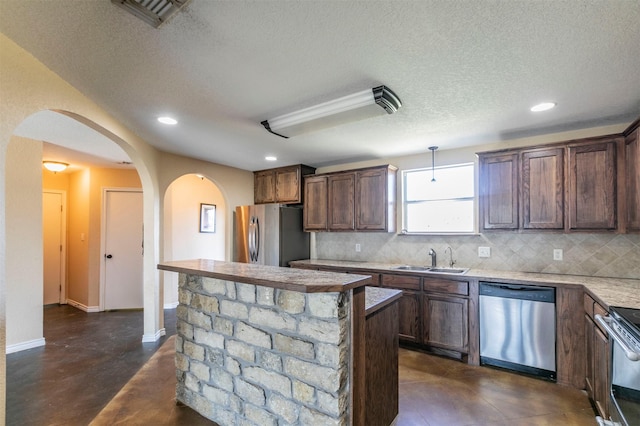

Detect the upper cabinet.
[
  {"left": 254, "top": 164, "right": 316, "bottom": 205},
  {"left": 625, "top": 119, "right": 640, "bottom": 232},
  {"left": 303, "top": 165, "right": 397, "bottom": 232},
  {"left": 567, "top": 140, "right": 617, "bottom": 230},
  {"left": 479, "top": 152, "right": 519, "bottom": 230},
  {"left": 478, "top": 134, "right": 626, "bottom": 233}
]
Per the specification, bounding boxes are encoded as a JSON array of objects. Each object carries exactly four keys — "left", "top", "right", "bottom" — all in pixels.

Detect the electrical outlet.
[
  {"left": 478, "top": 246, "right": 491, "bottom": 258},
  {"left": 553, "top": 249, "right": 563, "bottom": 261},
  {"left": 355, "top": 243, "right": 361, "bottom": 252}
]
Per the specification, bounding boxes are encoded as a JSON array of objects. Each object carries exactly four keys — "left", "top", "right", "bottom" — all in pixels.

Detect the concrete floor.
[{"left": 6, "top": 304, "right": 597, "bottom": 425}]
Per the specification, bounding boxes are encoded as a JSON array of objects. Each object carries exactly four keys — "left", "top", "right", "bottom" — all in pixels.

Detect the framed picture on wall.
[{"left": 199, "top": 203, "right": 216, "bottom": 233}]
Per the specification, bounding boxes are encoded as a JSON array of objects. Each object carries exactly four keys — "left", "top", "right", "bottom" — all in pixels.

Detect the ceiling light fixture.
[
  {"left": 428, "top": 146, "right": 438, "bottom": 182},
  {"left": 43, "top": 161, "right": 69, "bottom": 173},
  {"left": 261, "top": 85, "right": 402, "bottom": 138},
  {"left": 265, "top": 156, "right": 277, "bottom": 161},
  {"left": 157, "top": 116, "right": 178, "bottom": 125},
  {"left": 530, "top": 102, "right": 557, "bottom": 112}
]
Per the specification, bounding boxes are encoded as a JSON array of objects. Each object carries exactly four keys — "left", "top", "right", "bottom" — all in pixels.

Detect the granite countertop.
[
  {"left": 157, "top": 259, "right": 371, "bottom": 293},
  {"left": 365, "top": 287, "right": 402, "bottom": 316},
  {"left": 290, "top": 259, "right": 640, "bottom": 309}
]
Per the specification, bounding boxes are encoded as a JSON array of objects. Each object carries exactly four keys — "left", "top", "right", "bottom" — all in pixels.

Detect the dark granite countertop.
[
  {"left": 290, "top": 259, "right": 640, "bottom": 309},
  {"left": 365, "top": 287, "right": 402, "bottom": 316},
  {"left": 158, "top": 259, "right": 371, "bottom": 293}
]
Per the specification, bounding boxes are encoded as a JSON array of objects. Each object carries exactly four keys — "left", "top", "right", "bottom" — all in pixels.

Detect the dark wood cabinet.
[
  {"left": 303, "top": 176, "right": 328, "bottom": 231},
  {"left": 479, "top": 152, "right": 519, "bottom": 229},
  {"left": 381, "top": 274, "right": 421, "bottom": 344},
  {"left": 303, "top": 165, "right": 397, "bottom": 232},
  {"left": 423, "top": 294, "right": 468, "bottom": 353},
  {"left": 422, "top": 278, "right": 469, "bottom": 353},
  {"left": 522, "top": 147, "right": 564, "bottom": 229},
  {"left": 568, "top": 140, "right": 617, "bottom": 230},
  {"left": 355, "top": 167, "right": 396, "bottom": 232},
  {"left": 328, "top": 173, "right": 356, "bottom": 230},
  {"left": 625, "top": 124, "right": 640, "bottom": 232},
  {"left": 584, "top": 293, "right": 610, "bottom": 419},
  {"left": 479, "top": 135, "right": 623, "bottom": 232},
  {"left": 254, "top": 164, "right": 315, "bottom": 205}
]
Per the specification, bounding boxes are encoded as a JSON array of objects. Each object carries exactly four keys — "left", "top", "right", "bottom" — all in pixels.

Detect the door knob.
[{"left": 105, "top": 254, "right": 113, "bottom": 259}]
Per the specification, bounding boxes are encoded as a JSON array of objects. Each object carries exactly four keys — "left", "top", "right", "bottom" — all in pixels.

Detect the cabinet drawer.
[
  {"left": 423, "top": 278, "right": 468, "bottom": 296},
  {"left": 382, "top": 274, "right": 421, "bottom": 291}
]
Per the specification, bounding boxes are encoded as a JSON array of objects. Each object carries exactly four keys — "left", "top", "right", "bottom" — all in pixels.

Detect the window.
[{"left": 402, "top": 163, "right": 474, "bottom": 233}]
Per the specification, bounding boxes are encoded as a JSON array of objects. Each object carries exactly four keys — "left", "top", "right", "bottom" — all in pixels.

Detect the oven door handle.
[{"left": 595, "top": 314, "right": 640, "bottom": 361}]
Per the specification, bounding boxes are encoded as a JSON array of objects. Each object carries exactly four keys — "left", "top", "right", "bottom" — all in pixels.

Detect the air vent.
[{"left": 112, "top": 0, "right": 191, "bottom": 28}]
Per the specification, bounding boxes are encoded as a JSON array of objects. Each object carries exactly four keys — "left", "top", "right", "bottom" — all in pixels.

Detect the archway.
[
  {"left": 5, "top": 109, "right": 163, "bottom": 352},
  {"left": 162, "top": 174, "right": 227, "bottom": 307}
]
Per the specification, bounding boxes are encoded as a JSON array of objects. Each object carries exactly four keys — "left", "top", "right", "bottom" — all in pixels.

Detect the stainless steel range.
[{"left": 596, "top": 306, "right": 640, "bottom": 426}]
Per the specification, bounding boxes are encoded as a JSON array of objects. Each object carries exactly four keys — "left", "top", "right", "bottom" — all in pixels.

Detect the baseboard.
[
  {"left": 6, "top": 337, "right": 46, "bottom": 354},
  {"left": 164, "top": 302, "right": 178, "bottom": 309},
  {"left": 67, "top": 299, "right": 100, "bottom": 313},
  {"left": 142, "top": 328, "right": 166, "bottom": 343}
]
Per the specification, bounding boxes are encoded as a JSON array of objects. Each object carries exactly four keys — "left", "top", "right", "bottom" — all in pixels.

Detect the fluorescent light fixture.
[
  {"left": 261, "top": 85, "right": 401, "bottom": 138},
  {"left": 530, "top": 102, "right": 556, "bottom": 112},
  {"left": 43, "top": 161, "right": 69, "bottom": 173},
  {"left": 157, "top": 116, "right": 178, "bottom": 125}
]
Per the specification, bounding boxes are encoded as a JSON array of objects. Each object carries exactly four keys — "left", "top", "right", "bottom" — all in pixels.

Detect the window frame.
[{"left": 400, "top": 162, "right": 476, "bottom": 235}]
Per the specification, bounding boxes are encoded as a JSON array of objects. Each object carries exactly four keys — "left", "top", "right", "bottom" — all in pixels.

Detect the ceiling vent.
[{"left": 112, "top": 0, "right": 191, "bottom": 28}]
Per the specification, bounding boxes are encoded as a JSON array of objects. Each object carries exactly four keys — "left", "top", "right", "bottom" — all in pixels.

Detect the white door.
[
  {"left": 104, "top": 190, "right": 143, "bottom": 310},
  {"left": 43, "top": 191, "right": 63, "bottom": 305}
]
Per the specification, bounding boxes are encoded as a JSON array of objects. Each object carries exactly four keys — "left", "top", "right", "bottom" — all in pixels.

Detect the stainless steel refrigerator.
[{"left": 233, "top": 204, "right": 309, "bottom": 267}]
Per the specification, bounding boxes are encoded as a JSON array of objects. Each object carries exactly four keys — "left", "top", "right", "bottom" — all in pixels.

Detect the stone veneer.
[
  {"left": 175, "top": 273, "right": 351, "bottom": 426},
  {"left": 315, "top": 232, "right": 640, "bottom": 279}
]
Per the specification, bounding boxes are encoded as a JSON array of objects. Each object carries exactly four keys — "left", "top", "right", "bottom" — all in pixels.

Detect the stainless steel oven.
[{"left": 596, "top": 307, "right": 640, "bottom": 426}]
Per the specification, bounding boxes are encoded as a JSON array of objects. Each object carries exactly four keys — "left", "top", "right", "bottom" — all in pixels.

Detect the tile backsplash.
[{"left": 314, "top": 232, "right": 640, "bottom": 280}]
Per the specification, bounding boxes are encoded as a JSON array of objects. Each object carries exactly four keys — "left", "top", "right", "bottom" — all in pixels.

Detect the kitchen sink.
[
  {"left": 426, "top": 268, "right": 468, "bottom": 274},
  {"left": 391, "top": 265, "right": 469, "bottom": 274},
  {"left": 392, "top": 265, "right": 431, "bottom": 271}
]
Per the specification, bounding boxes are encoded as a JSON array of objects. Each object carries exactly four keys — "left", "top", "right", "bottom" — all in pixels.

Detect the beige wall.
[
  {"left": 163, "top": 174, "right": 227, "bottom": 307},
  {"left": 67, "top": 169, "right": 91, "bottom": 306}
]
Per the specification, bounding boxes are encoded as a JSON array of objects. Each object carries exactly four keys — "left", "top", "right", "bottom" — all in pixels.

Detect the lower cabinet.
[
  {"left": 423, "top": 294, "right": 468, "bottom": 353},
  {"left": 396, "top": 291, "right": 421, "bottom": 344},
  {"left": 584, "top": 294, "right": 610, "bottom": 419}
]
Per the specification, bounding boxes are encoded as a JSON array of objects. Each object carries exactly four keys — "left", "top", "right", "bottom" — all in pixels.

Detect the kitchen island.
[{"left": 157, "top": 259, "right": 401, "bottom": 426}]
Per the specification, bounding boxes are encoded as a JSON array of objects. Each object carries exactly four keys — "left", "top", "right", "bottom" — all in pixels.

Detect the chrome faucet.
[
  {"left": 445, "top": 246, "right": 456, "bottom": 268},
  {"left": 428, "top": 248, "right": 436, "bottom": 267}
]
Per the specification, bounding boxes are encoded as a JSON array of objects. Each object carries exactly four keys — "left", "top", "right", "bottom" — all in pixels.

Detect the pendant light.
[{"left": 428, "top": 146, "right": 438, "bottom": 182}]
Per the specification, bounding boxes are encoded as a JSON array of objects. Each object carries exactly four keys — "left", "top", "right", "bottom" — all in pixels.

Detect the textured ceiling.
[{"left": 1, "top": 1, "right": 639, "bottom": 171}]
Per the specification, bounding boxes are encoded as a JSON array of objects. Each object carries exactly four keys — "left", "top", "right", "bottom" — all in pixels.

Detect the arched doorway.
[
  {"left": 162, "top": 174, "right": 227, "bottom": 307},
  {"left": 5, "top": 109, "right": 161, "bottom": 353}
]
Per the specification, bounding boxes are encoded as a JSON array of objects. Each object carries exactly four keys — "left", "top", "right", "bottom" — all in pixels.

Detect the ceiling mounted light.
[
  {"left": 265, "top": 156, "right": 277, "bottom": 161},
  {"left": 530, "top": 102, "right": 557, "bottom": 112},
  {"left": 157, "top": 116, "right": 178, "bottom": 125},
  {"left": 43, "top": 161, "right": 69, "bottom": 173},
  {"left": 261, "top": 85, "right": 402, "bottom": 138}
]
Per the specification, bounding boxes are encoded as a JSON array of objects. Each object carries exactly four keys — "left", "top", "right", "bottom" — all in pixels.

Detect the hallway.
[{"left": 7, "top": 305, "right": 596, "bottom": 425}]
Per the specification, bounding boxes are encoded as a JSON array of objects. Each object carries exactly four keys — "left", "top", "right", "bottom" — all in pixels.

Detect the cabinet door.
[
  {"left": 396, "top": 290, "right": 421, "bottom": 344},
  {"left": 303, "top": 176, "right": 328, "bottom": 231},
  {"left": 479, "top": 153, "right": 519, "bottom": 229},
  {"left": 568, "top": 141, "right": 617, "bottom": 230},
  {"left": 275, "top": 167, "right": 301, "bottom": 204},
  {"left": 328, "top": 173, "right": 355, "bottom": 230},
  {"left": 423, "top": 294, "right": 468, "bottom": 353},
  {"left": 593, "top": 325, "right": 610, "bottom": 419},
  {"left": 626, "top": 128, "right": 640, "bottom": 231},
  {"left": 254, "top": 170, "right": 275, "bottom": 204},
  {"left": 355, "top": 168, "right": 389, "bottom": 231},
  {"left": 522, "top": 148, "right": 564, "bottom": 229}
]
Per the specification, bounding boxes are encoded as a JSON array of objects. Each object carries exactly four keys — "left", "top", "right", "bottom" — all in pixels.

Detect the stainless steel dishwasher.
[{"left": 479, "top": 282, "right": 556, "bottom": 381}]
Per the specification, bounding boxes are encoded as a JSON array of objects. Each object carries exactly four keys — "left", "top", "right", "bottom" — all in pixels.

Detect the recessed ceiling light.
[
  {"left": 265, "top": 156, "right": 277, "bottom": 161},
  {"left": 157, "top": 116, "right": 178, "bottom": 125},
  {"left": 530, "top": 102, "right": 557, "bottom": 112}
]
